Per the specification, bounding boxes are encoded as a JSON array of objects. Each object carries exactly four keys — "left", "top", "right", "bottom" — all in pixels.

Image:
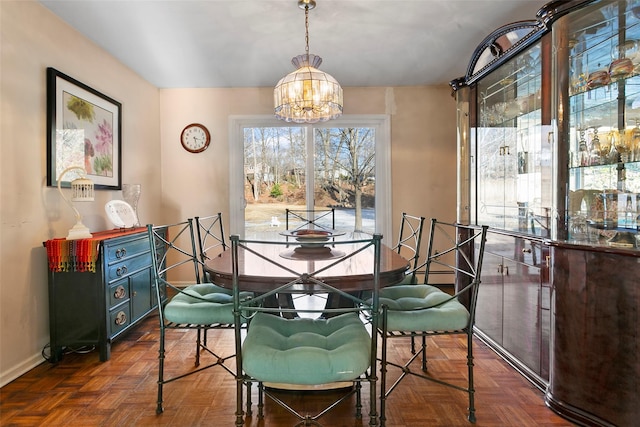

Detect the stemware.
[
  {"left": 631, "top": 120, "right": 640, "bottom": 162},
  {"left": 598, "top": 128, "right": 614, "bottom": 163},
  {"left": 589, "top": 127, "right": 604, "bottom": 164},
  {"left": 613, "top": 127, "right": 631, "bottom": 162},
  {"left": 122, "top": 184, "right": 142, "bottom": 227},
  {"left": 578, "top": 128, "right": 589, "bottom": 166}
]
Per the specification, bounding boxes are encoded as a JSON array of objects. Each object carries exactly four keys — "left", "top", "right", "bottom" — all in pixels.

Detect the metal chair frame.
[
  {"left": 393, "top": 212, "right": 426, "bottom": 283},
  {"left": 148, "top": 219, "right": 238, "bottom": 415},
  {"left": 194, "top": 213, "right": 228, "bottom": 347},
  {"left": 379, "top": 219, "right": 488, "bottom": 425},
  {"left": 194, "top": 213, "right": 227, "bottom": 265},
  {"left": 285, "top": 208, "right": 336, "bottom": 231},
  {"left": 231, "top": 234, "right": 382, "bottom": 426}
]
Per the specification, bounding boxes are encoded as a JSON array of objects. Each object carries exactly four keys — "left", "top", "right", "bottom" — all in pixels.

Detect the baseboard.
[{"left": 0, "top": 352, "right": 46, "bottom": 388}]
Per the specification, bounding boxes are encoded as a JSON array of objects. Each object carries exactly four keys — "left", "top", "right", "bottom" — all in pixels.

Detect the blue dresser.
[{"left": 46, "top": 228, "right": 164, "bottom": 362}]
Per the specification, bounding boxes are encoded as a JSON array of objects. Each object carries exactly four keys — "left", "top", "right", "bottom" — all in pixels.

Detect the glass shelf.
[{"left": 563, "top": 0, "right": 640, "bottom": 248}]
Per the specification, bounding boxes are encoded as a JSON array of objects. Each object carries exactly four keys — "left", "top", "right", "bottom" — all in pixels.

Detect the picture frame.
[{"left": 46, "top": 67, "right": 122, "bottom": 189}]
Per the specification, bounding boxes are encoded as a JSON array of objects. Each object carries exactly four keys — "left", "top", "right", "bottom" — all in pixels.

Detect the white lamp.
[{"left": 57, "top": 166, "right": 95, "bottom": 240}]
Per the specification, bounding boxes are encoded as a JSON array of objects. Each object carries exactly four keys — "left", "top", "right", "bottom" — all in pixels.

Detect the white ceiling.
[{"left": 39, "top": 0, "right": 550, "bottom": 89}]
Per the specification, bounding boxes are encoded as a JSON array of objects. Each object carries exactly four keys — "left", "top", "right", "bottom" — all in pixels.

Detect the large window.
[{"left": 229, "top": 116, "right": 391, "bottom": 241}]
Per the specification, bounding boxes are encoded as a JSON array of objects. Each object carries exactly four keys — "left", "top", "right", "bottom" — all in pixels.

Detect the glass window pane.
[{"left": 314, "top": 128, "right": 376, "bottom": 234}]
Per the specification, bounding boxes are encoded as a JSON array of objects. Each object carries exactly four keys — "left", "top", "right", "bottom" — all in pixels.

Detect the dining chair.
[
  {"left": 147, "top": 219, "right": 252, "bottom": 414},
  {"left": 193, "top": 213, "right": 228, "bottom": 352},
  {"left": 393, "top": 212, "right": 426, "bottom": 284},
  {"left": 378, "top": 219, "right": 488, "bottom": 425},
  {"left": 194, "top": 213, "right": 227, "bottom": 267},
  {"left": 285, "top": 207, "right": 336, "bottom": 231},
  {"left": 231, "top": 234, "right": 382, "bottom": 427}
]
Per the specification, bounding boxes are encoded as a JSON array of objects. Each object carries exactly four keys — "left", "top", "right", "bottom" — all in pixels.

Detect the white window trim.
[{"left": 228, "top": 115, "right": 392, "bottom": 244}]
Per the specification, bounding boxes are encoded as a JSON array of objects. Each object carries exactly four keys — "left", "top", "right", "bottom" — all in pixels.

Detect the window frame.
[{"left": 228, "top": 115, "right": 392, "bottom": 242}]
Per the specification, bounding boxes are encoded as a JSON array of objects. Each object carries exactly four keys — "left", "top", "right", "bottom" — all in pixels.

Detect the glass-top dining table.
[{"left": 203, "top": 232, "right": 410, "bottom": 293}]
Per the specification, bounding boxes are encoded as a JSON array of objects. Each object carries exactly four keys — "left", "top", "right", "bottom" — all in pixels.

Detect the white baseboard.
[{"left": 0, "top": 352, "right": 46, "bottom": 388}]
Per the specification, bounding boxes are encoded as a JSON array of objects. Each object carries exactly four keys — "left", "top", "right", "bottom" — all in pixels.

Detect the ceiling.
[{"left": 39, "top": 0, "right": 551, "bottom": 89}]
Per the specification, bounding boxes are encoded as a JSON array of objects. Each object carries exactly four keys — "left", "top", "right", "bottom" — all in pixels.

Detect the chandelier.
[{"left": 274, "top": 0, "right": 343, "bottom": 123}]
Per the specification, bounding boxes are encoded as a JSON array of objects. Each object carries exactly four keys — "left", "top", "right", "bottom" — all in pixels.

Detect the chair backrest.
[
  {"left": 194, "top": 213, "right": 227, "bottom": 262},
  {"left": 285, "top": 208, "right": 336, "bottom": 231},
  {"left": 393, "top": 212, "right": 425, "bottom": 282},
  {"left": 423, "top": 219, "right": 488, "bottom": 326},
  {"left": 147, "top": 219, "right": 203, "bottom": 316},
  {"left": 231, "top": 233, "right": 382, "bottom": 319}
]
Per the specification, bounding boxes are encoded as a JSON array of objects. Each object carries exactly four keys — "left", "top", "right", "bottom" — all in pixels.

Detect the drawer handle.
[
  {"left": 115, "top": 311, "right": 127, "bottom": 326},
  {"left": 116, "top": 266, "right": 128, "bottom": 276},
  {"left": 114, "top": 285, "right": 126, "bottom": 299},
  {"left": 115, "top": 248, "right": 127, "bottom": 259}
]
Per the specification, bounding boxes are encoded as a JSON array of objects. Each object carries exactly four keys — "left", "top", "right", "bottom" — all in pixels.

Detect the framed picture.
[{"left": 46, "top": 67, "right": 122, "bottom": 189}]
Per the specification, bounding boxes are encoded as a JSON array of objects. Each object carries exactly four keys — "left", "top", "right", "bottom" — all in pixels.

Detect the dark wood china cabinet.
[{"left": 451, "top": 1, "right": 639, "bottom": 426}]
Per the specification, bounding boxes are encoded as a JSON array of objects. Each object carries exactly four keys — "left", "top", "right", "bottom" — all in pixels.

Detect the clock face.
[{"left": 180, "top": 123, "right": 211, "bottom": 153}]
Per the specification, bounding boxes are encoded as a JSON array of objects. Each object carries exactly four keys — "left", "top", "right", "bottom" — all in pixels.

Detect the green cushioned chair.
[
  {"left": 243, "top": 312, "right": 371, "bottom": 385},
  {"left": 379, "top": 219, "right": 488, "bottom": 426},
  {"left": 164, "top": 282, "right": 249, "bottom": 325},
  {"left": 148, "top": 219, "right": 251, "bottom": 415},
  {"left": 379, "top": 284, "right": 470, "bottom": 331},
  {"left": 231, "top": 234, "right": 383, "bottom": 427}
]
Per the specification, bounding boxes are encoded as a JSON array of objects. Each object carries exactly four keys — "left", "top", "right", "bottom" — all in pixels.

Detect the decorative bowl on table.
[
  {"left": 280, "top": 229, "right": 345, "bottom": 247},
  {"left": 278, "top": 229, "right": 346, "bottom": 260}
]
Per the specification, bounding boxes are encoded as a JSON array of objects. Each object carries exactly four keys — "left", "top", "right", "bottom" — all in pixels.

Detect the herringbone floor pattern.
[{"left": 1, "top": 315, "right": 574, "bottom": 426}]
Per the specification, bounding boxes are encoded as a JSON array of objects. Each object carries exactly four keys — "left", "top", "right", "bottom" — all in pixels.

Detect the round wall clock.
[{"left": 180, "top": 123, "right": 211, "bottom": 153}]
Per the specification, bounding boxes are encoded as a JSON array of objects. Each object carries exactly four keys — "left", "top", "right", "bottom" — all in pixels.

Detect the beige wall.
[
  {"left": 0, "top": 1, "right": 457, "bottom": 386},
  {"left": 159, "top": 86, "right": 457, "bottom": 229},
  {"left": 0, "top": 1, "right": 162, "bottom": 386}
]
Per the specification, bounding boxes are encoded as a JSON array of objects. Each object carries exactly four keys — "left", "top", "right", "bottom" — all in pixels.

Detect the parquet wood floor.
[{"left": 0, "top": 315, "right": 575, "bottom": 426}]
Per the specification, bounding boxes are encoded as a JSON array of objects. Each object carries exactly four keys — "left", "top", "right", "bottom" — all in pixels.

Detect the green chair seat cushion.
[
  {"left": 242, "top": 312, "right": 371, "bottom": 385},
  {"left": 398, "top": 272, "right": 418, "bottom": 285},
  {"left": 379, "top": 284, "right": 469, "bottom": 332},
  {"left": 164, "top": 283, "right": 251, "bottom": 325}
]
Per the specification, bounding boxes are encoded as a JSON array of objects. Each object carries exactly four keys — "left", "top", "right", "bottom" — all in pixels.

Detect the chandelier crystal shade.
[{"left": 274, "top": 0, "right": 343, "bottom": 123}]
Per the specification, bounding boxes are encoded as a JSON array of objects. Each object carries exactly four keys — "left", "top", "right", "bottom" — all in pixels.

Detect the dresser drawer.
[
  {"left": 104, "top": 235, "right": 150, "bottom": 263},
  {"left": 109, "top": 302, "right": 130, "bottom": 336},
  {"left": 106, "top": 252, "right": 151, "bottom": 283},
  {"left": 109, "top": 280, "right": 130, "bottom": 309}
]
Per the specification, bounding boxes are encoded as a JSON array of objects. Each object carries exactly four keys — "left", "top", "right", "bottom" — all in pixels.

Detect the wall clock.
[{"left": 180, "top": 123, "right": 211, "bottom": 153}]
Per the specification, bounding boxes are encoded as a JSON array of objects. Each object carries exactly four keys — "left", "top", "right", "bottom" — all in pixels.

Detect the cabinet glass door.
[
  {"left": 559, "top": 0, "right": 640, "bottom": 248},
  {"left": 476, "top": 42, "right": 551, "bottom": 236}
]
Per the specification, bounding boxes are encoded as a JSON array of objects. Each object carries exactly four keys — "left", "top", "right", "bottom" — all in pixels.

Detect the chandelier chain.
[{"left": 304, "top": 4, "right": 310, "bottom": 57}]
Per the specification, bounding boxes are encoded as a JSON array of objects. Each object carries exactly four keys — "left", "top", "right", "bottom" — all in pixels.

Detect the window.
[{"left": 229, "top": 115, "right": 391, "bottom": 241}]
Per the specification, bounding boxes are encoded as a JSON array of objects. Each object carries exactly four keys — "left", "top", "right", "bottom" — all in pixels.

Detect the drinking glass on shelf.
[
  {"left": 631, "top": 120, "right": 640, "bottom": 162},
  {"left": 598, "top": 128, "right": 614, "bottom": 163},
  {"left": 122, "top": 184, "right": 141, "bottom": 227},
  {"left": 619, "top": 126, "right": 636, "bottom": 162},
  {"left": 578, "top": 127, "right": 589, "bottom": 166},
  {"left": 589, "top": 127, "right": 604, "bottom": 165}
]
